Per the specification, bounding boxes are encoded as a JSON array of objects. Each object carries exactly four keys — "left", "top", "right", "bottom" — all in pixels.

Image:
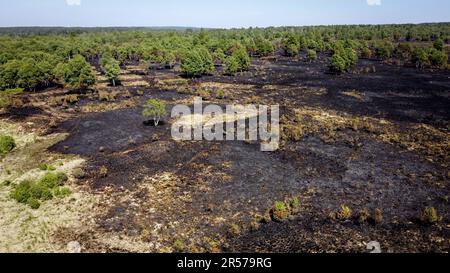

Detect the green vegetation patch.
[
  {"left": 0, "top": 135, "right": 16, "bottom": 155},
  {"left": 10, "top": 172, "right": 70, "bottom": 209}
]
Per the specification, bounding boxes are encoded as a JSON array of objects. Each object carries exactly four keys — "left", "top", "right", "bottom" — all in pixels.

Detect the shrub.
[
  {"left": 53, "top": 187, "right": 72, "bottom": 198},
  {"left": 173, "top": 240, "right": 184, "bottom": 252},
  {"left": 428, "top": 48, "right": 448, "bottom": 67},
  {"left": 361, "top": 46, "right": 372, "bottom": 58},
  {"left": 142, "top": 99, "right": 167, "bottom": 126},
  {"left": 212, "top": 49, "right": 226, "bottom": 64},
  {"left": 38, "top": 162, "right": 48, "bottom": 171},
  {"left": 10, "top": 172, "right": 70, "bottom": 209},
  {"left": 56, "top": 55, "right": 96, "bottom": 89},
  {"left": 197, "top": 90, "right": 211, "bottom": 100},
  {"left": 99, "top": 166, "right": 108, "bottom": 178},
  {"left": 289, "top": 197, "right": 300, "bottom": 213},
  {"left": 216, "top": 90, "right": 225, "bottom": 99},
  {"left": 255, "top": 38, "right": 274, "bottom": 57},
  {"left": 198, "top": 48, "right": 215, "bottom": 74},
  {"left": 232, "top": 48, "right": 251, "bottom": 71},
  {"left": 420, "top": 207, "right": 440, "bottom": 224},
  {"left": 224, "top": 56, "right": 240, "bottom": 76},
  {"left": 39, "top": 172, "right": 66, "bottom": 188},
  {"left": 181, "top": 50, "right": 204, "bottom": 77},
  {"left": 180, "top": 48, "right": 215, "bottom": 77},
  {"left": 412, "top": 48, "right": 429, "bottom": 69},
  {"left": 102, "top": 58, "right": 121, "bottom": 86},
  {"left": 306, "top": 49, "right": 317, "bottom": 62},
  {"left": 336, "top": 205, "right": 352, "bottom": 220},
  {"left": 329, "top": 54, "right": 347, "bottom": 74},
  {"left": 27, "top": 197, "right": 41, "bottom": 209},
  {"left": 0, "top": 135, "right": 16, "bottom": 155},
  {"left": 271, "top": 201, "right": 289, "bottom": 222},
  {"left": 433, "top": 39, "right": 445, "bottom": 51}
]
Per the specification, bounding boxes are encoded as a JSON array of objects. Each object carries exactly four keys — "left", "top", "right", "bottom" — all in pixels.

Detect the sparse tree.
[{"left": 142, "top": 99, "right": 167, "bottom": 126}]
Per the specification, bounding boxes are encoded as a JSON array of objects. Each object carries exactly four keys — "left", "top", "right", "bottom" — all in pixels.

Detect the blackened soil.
[{"left": 46, "top": 57, "right": 450, "bottom": 253}]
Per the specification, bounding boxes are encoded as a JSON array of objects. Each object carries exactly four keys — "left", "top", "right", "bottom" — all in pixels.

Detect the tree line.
[{"left": 1, "top": 23, "right": 449, "bottom": 92}]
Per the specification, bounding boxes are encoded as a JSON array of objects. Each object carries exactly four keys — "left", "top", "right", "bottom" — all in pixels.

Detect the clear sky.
[{"left": 0, "top": 0, "right": 449, "bottom": 28}]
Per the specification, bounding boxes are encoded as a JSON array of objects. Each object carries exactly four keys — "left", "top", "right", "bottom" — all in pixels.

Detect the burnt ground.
[{"left": 3, "top": 55, "right": 449, "bottom": 253}]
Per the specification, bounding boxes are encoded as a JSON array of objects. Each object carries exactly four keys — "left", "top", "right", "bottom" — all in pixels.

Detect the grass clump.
[
  {"left": 420, "top": 207, "right": 440, "bottom": 225},
  {"left": 10, "top": 172, "right": 70, "bottom": 209},
  {"left": 173, "top": 239, "right": 185, "bottom": 252},
  {"left": 0, "top": 135, "right": 16, "bottom": 156},
  {"left": 336, "top": 205, "right": 352, "bottom": 220},
  {"left": 271, "top": 201, "right": 289, "bottom": 222},
  {"left": 216, "top": 89, "right": 225, "bottom": 99}
]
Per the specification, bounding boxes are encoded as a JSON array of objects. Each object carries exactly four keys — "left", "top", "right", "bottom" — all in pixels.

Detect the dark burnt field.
[{"left": 1, "top": 56, "right": 449, "bottom": 253}]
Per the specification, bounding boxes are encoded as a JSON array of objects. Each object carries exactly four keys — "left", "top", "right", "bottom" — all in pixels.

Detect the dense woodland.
[{"left": 0, "top": 23, "right": 449, "bottom": 94}]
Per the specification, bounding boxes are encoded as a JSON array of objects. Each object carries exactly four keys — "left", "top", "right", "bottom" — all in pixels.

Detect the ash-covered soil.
[{"left": 5, "top": 56, "right": 449, "bottom": 253}]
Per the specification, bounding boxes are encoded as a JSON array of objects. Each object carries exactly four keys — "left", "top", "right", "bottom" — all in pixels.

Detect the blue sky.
[{"left": 0, "top": 0, "right": 449, "bottom": 28}]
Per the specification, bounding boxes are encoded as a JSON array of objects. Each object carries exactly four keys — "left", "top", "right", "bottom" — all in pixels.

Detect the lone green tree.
[
  {"left": 101, "top": 57, "right": 121, "bottom": 86},
  {"left": 142, "top": 99, "right": 167, "bottom": 126}
]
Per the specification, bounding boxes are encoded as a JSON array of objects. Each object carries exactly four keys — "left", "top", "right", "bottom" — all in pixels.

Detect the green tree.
[
  {"left": 101, "top": 57, "right": 121, "bottom": 86},
  {"left": 224, "top": 56, "right": 240, "bottom": 76},
  {"left": 329, "top": 54, "right": 347, "bottom": 74},
  {"left": 142, "top": 99, "right": 167, "bottom": 126},
  {"left": 58, "top": 55, "right": 96, "bottom": 89},
  {"left": 212, "top": 49, "right": 226, "bottom": 64},
  {"left": 198, "top": 48, "right": 215, "bottom": 74},
  {"left": 428, "top": 48, "right": 448, "bottom": 67},
  {"left": 255, "top": 38, "right": 274, "bottom": 57},
  {"left": 412, "top": 48, "right": 429, "bottom": 69},
  {"left": 306, "top": 49, "right": 317, "bottom": 62},
  {"left": 0, "top": 60, "right": 20, "bottom": 90},
  {"left": 232, "top": 48, "right": 250, "bottom": 71},
  {"left": 181, "top": 50, "right": 206, "bottom": 77},
  {"left": 17, "top": 58, "right": 41, "bottom": 91},
  {"left": 433, "top": 39, "right": 445, "bottom": 51}
]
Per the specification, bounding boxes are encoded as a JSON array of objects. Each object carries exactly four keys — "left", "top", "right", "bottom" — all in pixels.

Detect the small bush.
[
  {"left": 336, "top": 205, "right": 352, "bottom": 220},
  {"left": 290, "top": 197, "right": 300, "bottom": 212},
  {"left": 53, "top": 187, "right": 72, "bottom": 198},
  {"left": 224, "top": 56, "right": 240, "bottom": 76},
  {"left": 306, "top": 49, "right": 317, "bottom": 62},
  {"left": 0, "top": 135, "right": 16, "bottom": 155},
  {"left": 420, "top": 207, "right": 440, "bottom": 224},
  {"left": 216, "top": 90, "right": 225, "bottom": 99},
  {"left": 38, "top": 162, "right": 48, "bottom": 171},
  {"left": 10, "top": 172, "right": 69, "bottom": 209},
  {"left": 329, "top": 54, "right": 347, "bottom": 74},
  {"left": 27, "top": 197, "right": 41, "bottom": 209},
  {"left": 197, "top": 89, "right": 211, "bottom": 100},
  {"left": 173, "top": 240, "right": 185, "bottom": 252},
  {"left": 99, "top": 166, "right": 108, "bottom": 178},
  {"left": 271, "top": 201, "right": 290, "bottom": 222}
]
